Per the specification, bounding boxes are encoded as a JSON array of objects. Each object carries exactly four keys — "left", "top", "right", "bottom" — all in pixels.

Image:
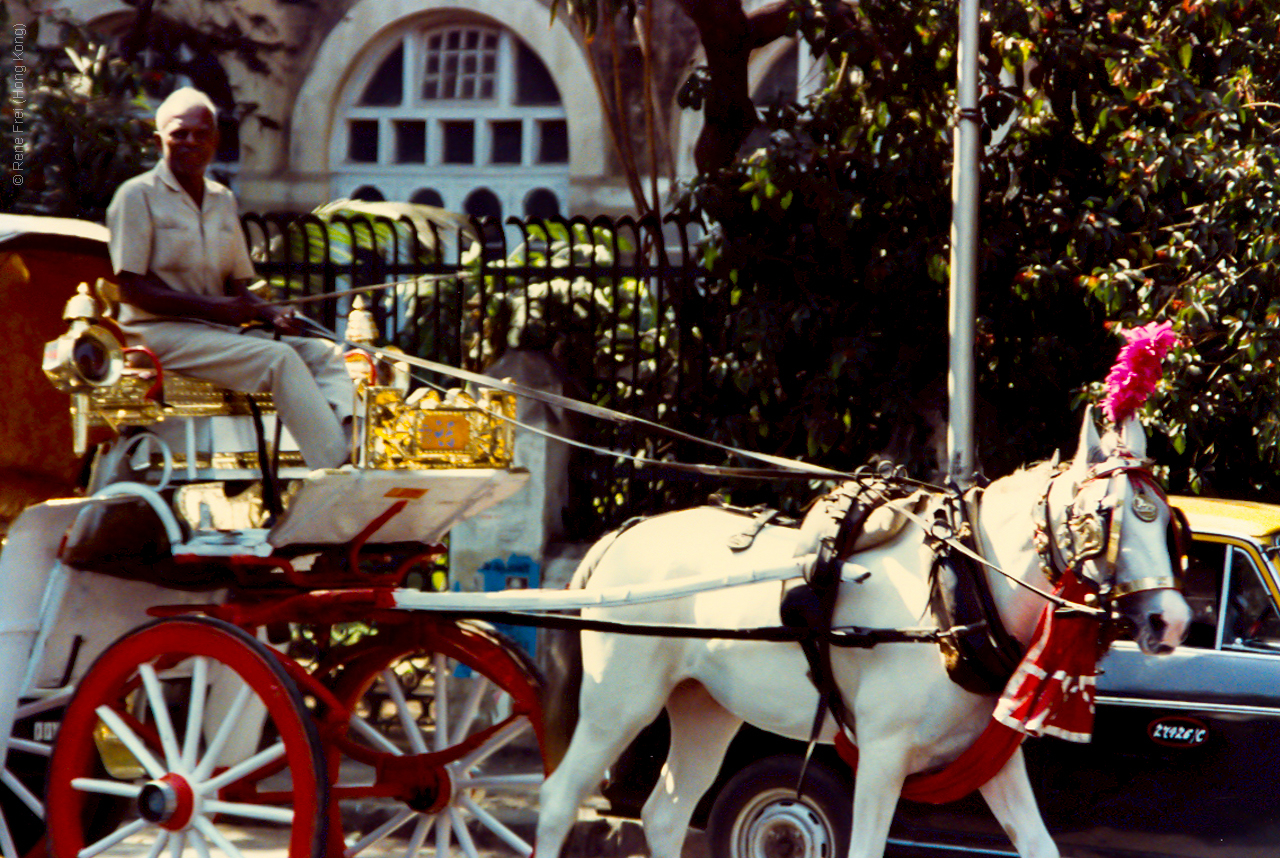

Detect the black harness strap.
[
  {"left": 781, "top": 480, "right": 916, "bottom": 794},
  {"left": 928, "top": 489, "right": 1025, "bottom": 695}
]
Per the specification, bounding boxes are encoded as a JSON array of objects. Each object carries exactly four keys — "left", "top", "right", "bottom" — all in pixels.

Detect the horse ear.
[
  {"left": 1072, "top": 406, "right": 1104, "bottom": 469},
  {"left": 1119, "top": 414, "right": 1147, "bottom": 458}
]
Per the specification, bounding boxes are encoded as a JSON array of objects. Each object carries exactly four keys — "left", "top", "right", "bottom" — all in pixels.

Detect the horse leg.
[
  {"left": 977, "top": 746, "right": 1059, "bottom": 858},
  {"left": 535, "top": 673, "right": 672, "bottom": 858},
  {"left": 641, "top": 681, "right": 741, "bottom": 858},
  {"left": 846, "top": 741, "right": 911, "bottom": 858}
]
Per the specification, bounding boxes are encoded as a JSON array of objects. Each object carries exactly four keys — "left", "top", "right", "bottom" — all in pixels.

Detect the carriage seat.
[
  {"left": 48, "top": 281, "right": 519, "bottom": 480},
  {"left": 46, "top": 280, "right": 314, "bottom": 476}
]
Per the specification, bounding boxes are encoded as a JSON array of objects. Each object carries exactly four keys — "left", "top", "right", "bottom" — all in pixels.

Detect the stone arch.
[{"left": 292, "top": 0, "right": 604, "bottom": 190}]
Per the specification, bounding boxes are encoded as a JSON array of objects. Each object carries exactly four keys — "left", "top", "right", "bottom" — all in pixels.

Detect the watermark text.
[{"left": 10, "top": 24, "right": 27, "bottom": 186}]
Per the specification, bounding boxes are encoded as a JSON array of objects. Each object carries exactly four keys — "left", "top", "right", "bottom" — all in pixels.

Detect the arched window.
[
  {"left": 524, "top": 188, "right": 561, "bottom": 219},
  {"left": 410, "top": 188, "right": 445, "bottom": 207},
  {"left": 351, "top": 185, "right": 385, "bottom": 202},
  {"left": 335, "top": 21, "right": 570, "bottom": 217},
  {"left": 464, "top": 188, "right": 502, "bottom": 219}
]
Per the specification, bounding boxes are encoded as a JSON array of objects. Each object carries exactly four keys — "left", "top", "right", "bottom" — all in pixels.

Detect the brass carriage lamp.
[{"left": 42, "top": 280, "right": 124, "bottom": 453}]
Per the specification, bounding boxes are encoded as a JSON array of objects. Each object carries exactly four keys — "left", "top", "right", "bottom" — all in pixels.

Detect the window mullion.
[
  {"left": 403, "top": 32, "right": 418, "bottom": 106},
  {"left": 521, "top": 118, "right": 535, "bottom": 167},
  {"left": 495, "top": 32, "right": 513, "bottom": 108}
]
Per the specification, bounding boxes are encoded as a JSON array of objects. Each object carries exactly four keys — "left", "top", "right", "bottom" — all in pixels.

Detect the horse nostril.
[{"left": 1149, "top": 613, "right": 1168, "bottom": 639}]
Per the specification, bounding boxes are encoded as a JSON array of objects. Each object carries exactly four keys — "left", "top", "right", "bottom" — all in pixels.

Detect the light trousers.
[{"left": 127, "top": 321, "right": 354, "bottom": 469}]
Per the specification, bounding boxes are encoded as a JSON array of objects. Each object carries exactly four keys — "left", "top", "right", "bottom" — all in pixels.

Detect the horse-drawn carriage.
[{"left": 0, "top": 215, "right": 1190, "bottom": 858}]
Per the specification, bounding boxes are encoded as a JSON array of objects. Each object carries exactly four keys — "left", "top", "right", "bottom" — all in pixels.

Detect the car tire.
[{"left": 707, "top": 755, "right": 851, "bottom": 858}]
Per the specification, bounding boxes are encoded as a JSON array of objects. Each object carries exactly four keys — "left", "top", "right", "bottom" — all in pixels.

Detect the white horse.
[{"left": 535, "top": 411, "right": 1190, "bottom": 858}]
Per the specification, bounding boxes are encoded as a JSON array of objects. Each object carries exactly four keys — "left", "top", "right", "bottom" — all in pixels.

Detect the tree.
[
  {"left": 560, "top": 0, "right": 1280, "bottom": 498},
  {"left": 1, "top": 16, "right": 158, "bottom": 220}
]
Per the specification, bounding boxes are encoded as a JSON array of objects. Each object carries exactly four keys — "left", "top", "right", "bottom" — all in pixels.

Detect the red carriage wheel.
[
  {"left": 47, "top": 616, "right": 328, "bottom": 858},
  {"left": 321, "top": 620, "right": 547, "bottom": 858}
]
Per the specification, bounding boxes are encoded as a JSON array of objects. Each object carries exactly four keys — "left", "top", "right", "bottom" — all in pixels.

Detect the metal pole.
[{"left": 947, "top": 0, "right": 981, "bottom": 486}]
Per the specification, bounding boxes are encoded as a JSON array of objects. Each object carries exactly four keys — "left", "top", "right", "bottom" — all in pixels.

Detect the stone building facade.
[{"left": 18, "top": 0, "right": 814, "bottom": 217}]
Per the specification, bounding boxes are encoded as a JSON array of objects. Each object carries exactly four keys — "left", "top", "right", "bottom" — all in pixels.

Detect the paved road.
[{"left": 89, "top": 811, "right": 709, "bottom": 858}]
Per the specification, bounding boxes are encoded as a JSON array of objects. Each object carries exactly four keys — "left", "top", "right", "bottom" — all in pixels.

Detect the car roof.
[
  {"left": 0, "top": 214, "right": 109, "bottom": 254},
  {"left": 1171, "top": 495, "right": 1280, "bottom": 540}
]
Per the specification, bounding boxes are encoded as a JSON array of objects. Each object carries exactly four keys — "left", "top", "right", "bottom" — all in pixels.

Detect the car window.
[
  {"left": 1183, "top": 540, "right": 1226, "bottom": 648},
  {"left": 1223, "top": 545, "right": 1280, "bottom": 651}
]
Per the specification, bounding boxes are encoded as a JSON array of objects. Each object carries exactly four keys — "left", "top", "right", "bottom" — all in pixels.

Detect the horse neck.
[{"left": 973, "top": 464, "right": 1058, "bottom": 646}]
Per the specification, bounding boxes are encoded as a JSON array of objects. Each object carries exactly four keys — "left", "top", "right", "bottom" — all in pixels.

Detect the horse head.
[{"left": 1043, "top": 407, "right": 1191, "bottom": 655}]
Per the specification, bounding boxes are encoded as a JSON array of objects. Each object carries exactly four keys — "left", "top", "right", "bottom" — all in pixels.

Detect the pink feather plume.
[{"left": 1102, "top": 321, "right": 1177, "bottom": 426}]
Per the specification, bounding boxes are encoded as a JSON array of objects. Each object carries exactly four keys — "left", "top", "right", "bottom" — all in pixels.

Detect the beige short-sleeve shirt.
[{"left": 107, "top": 162, "right": 256, "bottom": 325}]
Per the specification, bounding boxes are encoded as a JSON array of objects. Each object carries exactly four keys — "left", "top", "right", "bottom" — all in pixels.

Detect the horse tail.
[{"left": 542, "top": 524, "right": 630, "bottom": 770}]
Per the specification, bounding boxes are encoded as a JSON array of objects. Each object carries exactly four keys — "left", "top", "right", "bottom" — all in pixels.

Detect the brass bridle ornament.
[{"left": 1034, "top": 452, "right": 1185, "bottom": 606}]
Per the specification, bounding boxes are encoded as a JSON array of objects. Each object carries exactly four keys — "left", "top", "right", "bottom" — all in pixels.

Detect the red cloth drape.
[{"left": 833, "top": 571, "right": 1103, "bottom": 804}]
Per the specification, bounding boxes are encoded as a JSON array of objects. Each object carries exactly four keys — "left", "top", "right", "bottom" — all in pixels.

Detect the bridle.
[{"left": 1034, "top": 452, "right": 1184, "bottom": 606}]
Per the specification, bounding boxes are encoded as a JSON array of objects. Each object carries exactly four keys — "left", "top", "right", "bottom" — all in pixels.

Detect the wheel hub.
[
  {"left": 748, "top": 800, "right": 829, "bottom": 858},
  {"left": 137, "top": 774, "right": 196, "bottom": 830}
]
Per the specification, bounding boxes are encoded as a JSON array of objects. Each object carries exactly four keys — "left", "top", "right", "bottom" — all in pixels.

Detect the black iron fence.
[{"left": 241, "top": 211, "right": 716, "bottom": 536}]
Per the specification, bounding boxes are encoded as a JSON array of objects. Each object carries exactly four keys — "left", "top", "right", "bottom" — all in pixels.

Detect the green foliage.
[
  {"left": 251, "top": 200, "right": 474, "bottom": 357},
  {"left": 679, "top": 0, "right": 1280, "bottom": 496},
  {"left": 2, "top": 17, "right": 158, "bottom": 220},
  {"left": 470, "top": 221, "right": 665, "bottom": 385}
]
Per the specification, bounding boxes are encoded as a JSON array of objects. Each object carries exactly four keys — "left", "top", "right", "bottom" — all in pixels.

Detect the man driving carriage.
[{"left": 107, "top": 87, "right": 354, "bottom": 469}]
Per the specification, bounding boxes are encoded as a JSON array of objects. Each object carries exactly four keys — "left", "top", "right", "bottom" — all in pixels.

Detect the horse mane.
[{"left": 984, "top": 458, "right": 1058, "bottom": 501}]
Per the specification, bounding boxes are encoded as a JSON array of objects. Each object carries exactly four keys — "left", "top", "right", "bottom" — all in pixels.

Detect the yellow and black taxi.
[{"left": 602, "top": 496, "right": 1280, "bottom": 858}]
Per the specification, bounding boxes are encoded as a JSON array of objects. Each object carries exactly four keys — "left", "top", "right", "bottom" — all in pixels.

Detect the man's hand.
[{"left": 261, "top": 306, "right": 305, "bottom": 336}]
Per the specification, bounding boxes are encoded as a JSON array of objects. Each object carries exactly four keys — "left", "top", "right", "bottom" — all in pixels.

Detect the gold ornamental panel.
[{"left": 361, "top": 386, "right": 515, "bottom": 469}]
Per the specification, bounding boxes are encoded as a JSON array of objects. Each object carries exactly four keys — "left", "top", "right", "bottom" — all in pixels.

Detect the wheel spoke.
[
  {"left": 344, "top": 808, "right": 421, "bottom": 856},
  {"left": 202, "top": 798, "right": 294, "bottom": 824},
  {"left": 193, "top": 815, "right": 248, "bottom": 858},
  {"left": 139, "top": 664, "right": 182, "bottom": 769},
  {"left": 191, "top": 684, "right": 253, "bottom": 781},
  {"left": 95, "top": 705, "right": 165, "bottom": 779},
  {"left": 381, "top": 667, "right": 429, "bottom": 755},
  {"left": 454, "top": 772, "right": 543, "bottom": 791},
  {"left": 348, "top": 711, "right": 403, "bottom": 756},
  {"left": 6, "top": 737, "right": 51, "bottom": 757},
  {"left": 402, "top": 813, "right": 433, "bottom": 858},
  {"left": 432, "top": 653, "right": 450, "bottom": 754},
  {"left": 144, "top": 829, "right": 169, "bottom": 858},
  {"left": 459, "top": 719, "right": 531, "bottom": 772},
  {"left": 0, "top": 803, "right": 19, "bottom": 858},
  {"left": 200, "top": 741, "right": 286, "bottom": 794},
  {"left": 450, "top": 807, "right": 482, "bottom": 858},
  {"left": 461, "top": 793, "right": 533, "bottom": 856},
  {"left": 2, "top": 766, "right": 44, "bottom": 815},
  {"left": 78, "top": 817, "right": 149, "bottom": 858},
  {"left": 187, "top": 830, "right": 209, "bottom": 858},
  {"left": 183, "top": 656, "right": 210, "bottom": 771},
  {"left": 451, "top": 676, "right": 489, "bottom": 747},
  {"left": 14, "top": 687, "right": 74, "bottom": 720},
  {"left": 70, "top": 776, "right": 143, "bottom": 799},
  {"left": 435, "top": 804, "right": 453, "bottom": 857}
]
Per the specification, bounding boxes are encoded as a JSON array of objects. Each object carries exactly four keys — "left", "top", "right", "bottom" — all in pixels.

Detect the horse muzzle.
[{"left": 1118, "top": 589, "right": 1191, "bottom": 655}]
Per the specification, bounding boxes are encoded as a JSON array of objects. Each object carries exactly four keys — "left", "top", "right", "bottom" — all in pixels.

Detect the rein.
[{"left": 297, "top": 317, "right": 1112, "bottom": 617}]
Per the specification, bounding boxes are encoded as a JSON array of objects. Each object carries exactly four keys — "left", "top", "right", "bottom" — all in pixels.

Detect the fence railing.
[{"left": 241, "top": 211, "right": 715, "bottom": 536}]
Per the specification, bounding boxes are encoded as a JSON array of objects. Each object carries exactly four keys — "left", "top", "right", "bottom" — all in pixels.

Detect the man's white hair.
[{"left": 155, "top": 87, "right": 218, "bottom": 130}]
